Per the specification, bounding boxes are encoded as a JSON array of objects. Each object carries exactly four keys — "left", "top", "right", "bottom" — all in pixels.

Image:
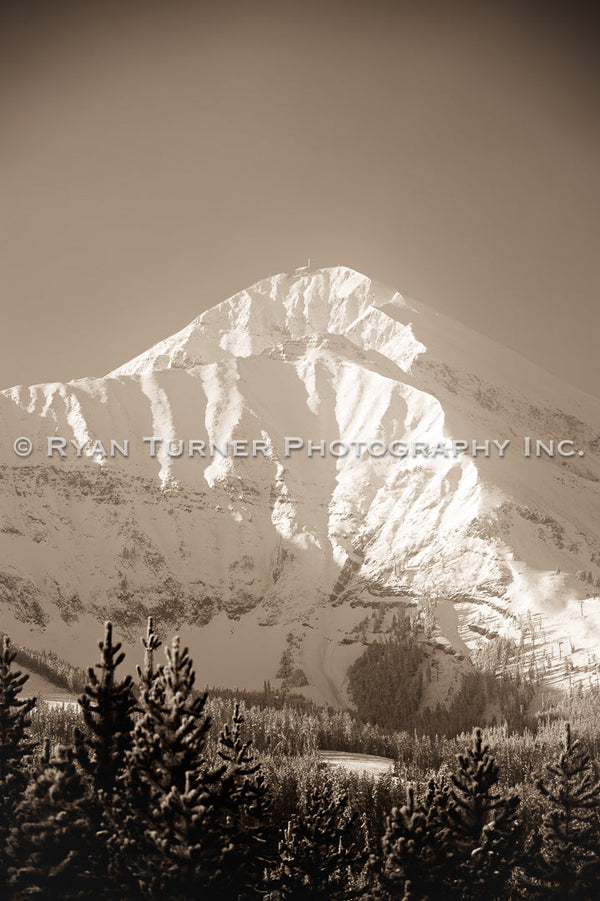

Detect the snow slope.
[{"left": 1, "top": 266, "right": 599, "bottom": 704}]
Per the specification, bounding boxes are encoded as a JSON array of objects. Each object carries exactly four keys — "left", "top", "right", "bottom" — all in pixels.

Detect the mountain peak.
[
  {"left": 107, "top": 265, "right": 421, "bottom": 378},
  {"left": 1, "top": 264, "right": 600, "bottom": 700}
]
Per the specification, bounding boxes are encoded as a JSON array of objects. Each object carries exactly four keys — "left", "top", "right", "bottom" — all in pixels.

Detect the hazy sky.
[{"left": 1, "top": 0, "right": 598, "bottom": 394}]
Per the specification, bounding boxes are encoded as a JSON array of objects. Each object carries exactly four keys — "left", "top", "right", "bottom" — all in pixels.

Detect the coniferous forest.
[{"left": 2, "top": 621, "right": 600, "bottom": 899}]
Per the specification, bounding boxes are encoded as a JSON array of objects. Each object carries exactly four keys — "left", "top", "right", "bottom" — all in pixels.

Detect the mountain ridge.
[{"left": 0, "top": 265, "right": 599, "bottom": 706}]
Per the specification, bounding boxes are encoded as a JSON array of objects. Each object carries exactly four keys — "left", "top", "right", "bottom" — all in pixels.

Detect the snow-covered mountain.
[{"left": 1, "top": 266, "right": 599, "bottom": 705}]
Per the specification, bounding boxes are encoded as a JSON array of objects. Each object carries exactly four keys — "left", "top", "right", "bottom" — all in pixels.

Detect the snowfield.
[
  {"left": 317, "top": 751, "right": 395, "bottom": 778},
  {"left": 0, "top": 266, "right": 599, "bottom": 703}
]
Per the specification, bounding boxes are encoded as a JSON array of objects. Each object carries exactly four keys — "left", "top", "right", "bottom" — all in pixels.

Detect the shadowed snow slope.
[{"left": 1, "top": 266, "right": 599, "bottom": 705}]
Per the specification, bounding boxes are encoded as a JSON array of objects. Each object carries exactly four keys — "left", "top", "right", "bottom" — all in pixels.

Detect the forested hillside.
[{"left": 3, "top": 620, "right": 600, "bottom": 899}]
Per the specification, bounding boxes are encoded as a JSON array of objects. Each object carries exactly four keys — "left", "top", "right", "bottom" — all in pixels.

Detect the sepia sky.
[{"left": 1, "top": 0, "right": 598, "bottom": 394}]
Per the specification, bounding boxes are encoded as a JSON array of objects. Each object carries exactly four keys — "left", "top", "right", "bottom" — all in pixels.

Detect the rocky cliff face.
[{"left": 1, "top": 266, "right": 599, "bottom": 704}]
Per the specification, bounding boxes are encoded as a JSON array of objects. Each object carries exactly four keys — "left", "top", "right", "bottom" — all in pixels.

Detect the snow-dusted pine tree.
[
  {"left": 442, "top": 728, "right": 522, "bottom": 900},
  {"left": 267, "top": 777, "right": 361, "bottom": 900},
  {"left": 216, "top": 702, "right": 273, "bottom": 897},
  {"left": 0, "top": 636, "right": 36, "bottom": 900},
  {"left": 378, "top": 778, "right": 452, "bottom": 901},
  {"left": 116, "top": 635, "right": 267, "bottom": 899},
  {"left": 525, "top": 723, "right": 600, "bottom": 899},
  {"left": 74, "top": 621, "right": 136, "bottom": 803},
  {"left": 7, "top": 745, "right": 99, "bottom": 900}
]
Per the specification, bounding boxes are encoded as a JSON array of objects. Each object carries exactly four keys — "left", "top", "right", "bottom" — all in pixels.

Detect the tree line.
[{"left": 1, "top": 622, "right": 600, "bottom": 899}]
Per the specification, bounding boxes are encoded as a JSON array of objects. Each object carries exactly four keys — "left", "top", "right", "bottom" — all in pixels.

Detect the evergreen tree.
[
  {"left": 524, "top": 723, "right": 600, "bottom": 899},
  {"left": 74, "top": 621, "right": 136, "bottom": 802},
  {"left": 7, "top": 745, "right": 99, "bottom": 900},
  {"left": 116, "top": 636, "right": 247, "bottom": 899},
  {"left": 104, "top": 616, "right": 162, "bottom": 899},
  {"left": 442, "top": 728, "right": 522, "bottom": 900},
  {"left": 216, "top": 703, "right": 274, "bottom": 898},
  {"left": 73, "top": 621, "right": 137, "bottom": 898},
  {"left": 267, "top": 777, "right": 362, "bottom": 900},
  {"left": 378, "top": 777, "right": 452, "bottom": 901},
  {"left": 128, "top": 634, "right": 215, "bottom": 801},
  {"left": 0, "top": 636, "right": 36, "bottom": 900},
  {"left": 0, "top": 636, "right": 36, "bottom": 801}
]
